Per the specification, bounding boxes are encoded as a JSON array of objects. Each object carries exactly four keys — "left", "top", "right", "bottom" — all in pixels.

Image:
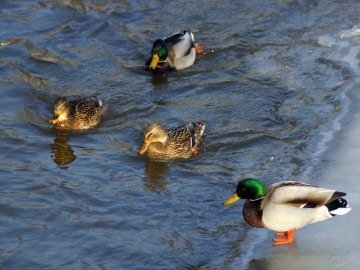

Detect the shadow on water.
[
  {"left": 50, "top": 133, "right": 76, "bottom": 167},
  {"left": 129, "top": 65, "right": 170, "bottom": 85},
  {"left": 143, "top": 159, "right": 169, "bottom": 193},
  {"left": 245, "top": 243, "right": 338, "bottom": 270},
  {"left": 151, "top": 72, "right": 169, "bottom": 85}
]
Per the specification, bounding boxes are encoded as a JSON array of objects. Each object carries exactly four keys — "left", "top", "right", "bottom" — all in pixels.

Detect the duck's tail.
[
  {"left": 325, "top": 195, "right": 351, "bottom": 216},
  {"left": 186, "top": 122, "right": 205, "bottom": 147},
  {"left": 192, "top": 122, "right": 205, "bottom": 144}
]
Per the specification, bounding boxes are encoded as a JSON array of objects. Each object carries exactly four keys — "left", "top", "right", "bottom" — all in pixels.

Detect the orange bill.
[
  {"left": 138, "top": 142, "right": 149, "bottom": 155},
  {"left": 50, "top": 117, "right": 58, "bottom": 124}
]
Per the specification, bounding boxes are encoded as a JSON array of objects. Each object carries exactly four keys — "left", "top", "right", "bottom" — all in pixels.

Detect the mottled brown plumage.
[
  {"left": 138, "top": 122, "right": 205, "bottom": 159},
  {"left": 50, "top": 96, "right": 106, "bottom": 130}
]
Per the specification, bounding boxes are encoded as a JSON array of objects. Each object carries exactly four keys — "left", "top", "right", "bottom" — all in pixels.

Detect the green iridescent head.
[
  {"left": 149, "top": 39, "right": 168, "bottom": 69},
  {"left": 224, "top": 178, "right": 266, "bottom": 206}
]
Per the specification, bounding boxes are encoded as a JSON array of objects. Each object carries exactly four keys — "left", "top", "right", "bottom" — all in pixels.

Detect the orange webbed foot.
[
  {"left": 194, "top": 43, "right": 204, "bottom": 55},
  {"left": 192, "top": 147, "right": 199, "bottom": 157},
  {"left": 273, "top": 229, "right": 296, "bottom": 246}
]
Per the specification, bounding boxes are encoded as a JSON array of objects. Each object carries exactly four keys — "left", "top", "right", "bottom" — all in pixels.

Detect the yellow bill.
[
  {"left": 224, "top": 193, "right": 240, "bottom": 206},
  {"left": 149, "top": 54, "right": 159, "bottom": 69}
]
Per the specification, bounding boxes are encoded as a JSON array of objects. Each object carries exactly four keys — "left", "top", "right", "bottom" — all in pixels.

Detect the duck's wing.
[
  {"left": 166, "top": 124, "right": 193, "bottom": 152},
  {"left": 263, "top": 181, "right": 342, "bottom": 208},
  {"left": 69, "top": 96, "right": 103, "bottom": 115},
  {"left": 165, "top": 30, "right": 195, "bottom": 58}
]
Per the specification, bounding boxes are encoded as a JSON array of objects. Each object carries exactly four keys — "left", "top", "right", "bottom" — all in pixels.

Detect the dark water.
[{"left": 1, "top": 1, "right": 359, "bottom": 269}]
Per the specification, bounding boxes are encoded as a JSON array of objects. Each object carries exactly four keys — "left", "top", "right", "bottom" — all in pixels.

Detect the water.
[{"left": 1, "top": 1, "right": 359, "bottom": 269}]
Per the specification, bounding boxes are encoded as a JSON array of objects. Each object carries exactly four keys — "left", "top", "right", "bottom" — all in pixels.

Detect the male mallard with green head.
[
  {"left": 146, "top": 30, "right": 202, "bottom": 71},
  {"left": 50, "top": 96, "right": 106, "bottom": 130},
  {"left": 138, "top": 122, "right": 205, "bottom": 159},
  {"left": 224, "top": 178, "right": 351, "bottom": 245}
]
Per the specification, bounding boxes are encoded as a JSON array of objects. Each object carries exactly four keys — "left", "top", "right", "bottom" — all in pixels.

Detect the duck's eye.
[
  {"left": 182, "top": 30, "right": 186, "bottom": 34},
  {"left": 146, "top": 132, "right": 153, "bottom": 139}
]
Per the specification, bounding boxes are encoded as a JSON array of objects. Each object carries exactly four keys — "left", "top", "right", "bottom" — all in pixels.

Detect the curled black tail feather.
[{"left": 326, "top": 198, "right": 351, "bottom": 216}]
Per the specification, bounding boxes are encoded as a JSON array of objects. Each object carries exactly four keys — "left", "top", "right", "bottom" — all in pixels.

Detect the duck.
[
  {"left": 224, "top": 178, "right": 351, "bottom": 246},
  {"left": 138, "top": 122, "right": 205, "bottom": 159},
  {"left": 50, "top": 96, "right": 107, "bottom": 130},
  {"left": 145, "top": 30, "right": 202, "bottom": 71}
]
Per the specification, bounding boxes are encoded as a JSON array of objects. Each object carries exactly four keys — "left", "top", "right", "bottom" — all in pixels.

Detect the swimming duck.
[
  {"left": 138, "top": 122, "right": 205, "bottom": 159},
  {"left": 224, "top": 178, "right": 351, "bottom": 245},
  {"left": 50, "top": 96, "right": 106, "bottom": 130},
  {"left": 146, "top": 30, "right": 200, "bottom": 71}
]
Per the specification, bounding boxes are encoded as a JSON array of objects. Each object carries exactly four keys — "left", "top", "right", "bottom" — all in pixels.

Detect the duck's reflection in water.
[
  {"left": 151, "top": 71, "right": 169, "bottom": 85},
  {"left": 143, "top": 160, "right": 169, "bottom": 193},
  {"left": 51, "top": 133, "right": 76, "bottom": 167}
]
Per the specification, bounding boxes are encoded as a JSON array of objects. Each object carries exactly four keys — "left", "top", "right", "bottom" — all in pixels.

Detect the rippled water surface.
[{"left": 1, "top": 1, "right": 360, "bottom": 269}]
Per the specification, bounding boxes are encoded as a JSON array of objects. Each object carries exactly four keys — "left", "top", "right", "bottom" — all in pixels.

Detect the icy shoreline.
[
  {"left": 243, "top": 87, "right": 360, "bottom": 270},
  {"left": 229, "top": 27, "right": 360, "bottom": 270}
]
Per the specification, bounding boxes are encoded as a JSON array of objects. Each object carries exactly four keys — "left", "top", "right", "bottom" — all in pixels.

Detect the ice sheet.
[{"left": 233, "top": 27, "right": 360, "bottom": 270}]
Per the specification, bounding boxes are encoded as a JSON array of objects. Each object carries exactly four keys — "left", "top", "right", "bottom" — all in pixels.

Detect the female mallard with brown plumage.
[
  {"left": 50, "top": 96, "right": 107, "bottom": 130},
  {"left": 146, "top": 30, "right": 202, "bottom": 71},
  {"left": 224, "top": 178, "right": 351, "bottom": 245},
  {"left": 138, "top": 122, "right": 205, "bottom": 159}
]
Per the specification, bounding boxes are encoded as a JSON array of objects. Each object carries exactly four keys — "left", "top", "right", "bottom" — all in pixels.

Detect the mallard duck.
[
  {"left": 146, "top": 30, "right": 200, "bottom": 71},
  {"left": 138, "top": 122, "right": 205, "bottom": 159},
  {"left": 224, "top": 178, "right": 351, "bottom": 245},
  {"left": 50, "top": 96, "right": 106, "bottom": 130}
]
